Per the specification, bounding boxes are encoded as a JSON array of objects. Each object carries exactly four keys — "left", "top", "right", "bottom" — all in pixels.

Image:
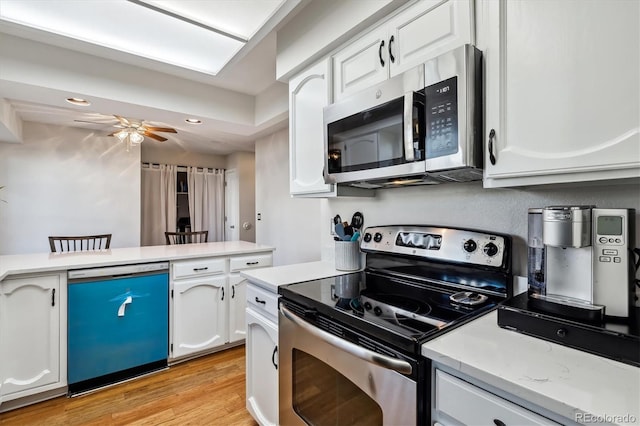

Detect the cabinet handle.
[
  {"left": 488, "top": 128, "right": 497, "bottom": 165},
  {"left": 388, "top": 35, "right": 395, "bottom": 63},
  {"left": 272, "top": 346, "right": 278, "bottom": 370},
  {"left": 255, "top": 297, "right": 266, "bottom": 305},
  {"left": 232, "top": 285, "right": 235, "bottom": 299},
  {"left": 493, "top": 420, "right": 506, "bottom": 426},
  {"left": 221, "top": 287, "right": 225, "bottom": 301},
  {"left": 193, "top": 267, "right": 209, "bottom": 272},
  {"left": 378, "top": 40, "right": 385, "bottom": 67},
  {"left": 51, "top": 288, "right": 55, "bottom": 307},
  {"left": 246, "top": 261, "right": 259, "bottom": 266}
]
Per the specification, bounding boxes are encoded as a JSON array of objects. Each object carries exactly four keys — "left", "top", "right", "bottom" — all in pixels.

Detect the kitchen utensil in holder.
[{"left": 335, "top": 240, "right": 360, "bottom": 271}]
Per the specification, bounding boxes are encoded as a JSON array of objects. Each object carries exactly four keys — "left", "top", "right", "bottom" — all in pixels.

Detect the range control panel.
[{"left": 360, "top": 225, "right": 508, "bottom": 268}]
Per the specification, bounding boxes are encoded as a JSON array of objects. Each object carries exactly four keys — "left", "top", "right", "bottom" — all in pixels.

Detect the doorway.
[{"left": 225, "top": 169, "right": 239, "bottom": 241}]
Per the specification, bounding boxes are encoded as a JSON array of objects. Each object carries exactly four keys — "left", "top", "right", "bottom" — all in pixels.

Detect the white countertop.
[
  {"left": 0, "top": 241, "right": 274, "bottom": 281},
  {"left": 240, "top": 260, "right": 355, "bottom": 292},
  {"left": 422, "top": 310, "right": 640, "bottom": 424}
]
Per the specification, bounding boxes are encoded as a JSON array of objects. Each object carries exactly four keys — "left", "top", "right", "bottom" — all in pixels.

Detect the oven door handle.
[
  {"left": 280, "top": 305, "right": 413, "bottom": 375},
  {"left": 403, "top": 91, "right": 415, "bottom": 162}
]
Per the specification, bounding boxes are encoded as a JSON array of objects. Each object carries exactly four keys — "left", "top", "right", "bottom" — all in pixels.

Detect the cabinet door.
[
  {"left": 246, "top": 308, "right": 278, "bottom": 426},
  {"left": 0, "top": 274, "right": 62, "bottom": 400},
  {"left": 289, "top": 58, "right": 335, "bottom": 196},
  {"left": 228, "top": 274, "right": 247, "bottom": 343},
  {"left": 434, "top": 370, "right": 561, "bottom": 425},
  {"left": 388, "top": 0, "right": 473, "bottom": 78},
  {"left": 332, "top": 26, "right": 389, "bottom": 101},
  {"left": 482, "top": 0, "right": 640, "bottom": 187},
  {"left": 171, "top": 276, "right": 227, "bottom": 359}
]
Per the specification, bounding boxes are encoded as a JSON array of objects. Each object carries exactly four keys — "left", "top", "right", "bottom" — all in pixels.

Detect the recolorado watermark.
[{"left": 575, "top": 413, "right": 638, "bottom": 424}]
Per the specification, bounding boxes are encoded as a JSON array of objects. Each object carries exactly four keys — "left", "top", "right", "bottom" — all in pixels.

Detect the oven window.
[{"left": 292, "top": 349, "right": 383, "bottom": 426}]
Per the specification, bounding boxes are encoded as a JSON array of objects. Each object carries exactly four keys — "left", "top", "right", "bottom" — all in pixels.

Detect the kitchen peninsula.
[
  {"left": 0, "top": 241, "right": 274, "bottom": 412},
  {"left": 0, "top": 241, "right": 273, "bottom": 281}
]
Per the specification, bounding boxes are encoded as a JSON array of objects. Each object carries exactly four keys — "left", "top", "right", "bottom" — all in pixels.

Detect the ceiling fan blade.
[
  {"left": 113, "top": 115, "right": 130, "bottom": 126},
  {"left": 144, "top": 126, "right": 177, "bottom": 133},
  {"left": 74, "top": 119, "right": 112, "bottom": 125},
  {"left": 144, "top": 131, "right": 167, "bottom": 142}
]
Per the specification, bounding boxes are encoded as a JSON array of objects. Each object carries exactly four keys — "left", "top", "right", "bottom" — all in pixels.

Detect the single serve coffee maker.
[{"left": 528, "top": 205, "right": 635, "bottom": 321}]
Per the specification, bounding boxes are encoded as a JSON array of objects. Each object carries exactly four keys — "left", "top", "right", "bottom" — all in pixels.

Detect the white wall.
[
  {"left": 255, "top": 128, "right": 322, "bottom": 265},
  {"left": 321, "top": 182, "right": 640, "bottom": 277},
  {"left": 0, "top": 122, "right": 140, "bottom": 254}
]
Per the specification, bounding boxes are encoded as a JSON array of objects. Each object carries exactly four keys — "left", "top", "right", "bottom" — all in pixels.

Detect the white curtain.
[
  {"left": 187, "top": 167, "right": 225, "bottom": 242},
  {"left": 141, "top": 164, "right": 176, "bottom": 246}
]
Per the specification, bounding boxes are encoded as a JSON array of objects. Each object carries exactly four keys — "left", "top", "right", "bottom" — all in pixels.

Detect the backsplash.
[{"left": 322, "top": 181, "right": 640, "bottom": 279}]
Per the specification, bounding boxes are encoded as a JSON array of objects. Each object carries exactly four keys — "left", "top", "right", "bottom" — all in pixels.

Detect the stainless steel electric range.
[{"left": 278, "top": 225, "right": 513, "bottom": 426}]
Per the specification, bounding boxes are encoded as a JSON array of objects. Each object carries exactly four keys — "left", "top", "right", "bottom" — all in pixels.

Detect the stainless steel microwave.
[{"left": 324, "top": 44, "right": 483, "bottom": 188}]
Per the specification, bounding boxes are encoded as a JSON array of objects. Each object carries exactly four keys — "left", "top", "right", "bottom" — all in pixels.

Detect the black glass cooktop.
[{"left": 279, "top": 271, "right": 499, "bottom": 354}]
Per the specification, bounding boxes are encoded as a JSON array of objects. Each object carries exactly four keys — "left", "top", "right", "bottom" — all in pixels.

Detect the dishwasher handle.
[
  {"left": 68, "top": 262, "right": 169, "bottom": 280},
  {"left": 280, "top": 304, "right": 413, "bottom": 375}
]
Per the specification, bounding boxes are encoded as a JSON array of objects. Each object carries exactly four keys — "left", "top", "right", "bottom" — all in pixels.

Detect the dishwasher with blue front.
[{"left": 67, "top": 262, "right": 169, "bottom": 395}]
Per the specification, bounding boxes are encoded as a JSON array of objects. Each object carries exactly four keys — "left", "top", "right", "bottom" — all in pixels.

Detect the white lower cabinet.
[
  {"left": 433, "top": 369, "right": 562, "bottom": 426},
  {"left": 228, "top": 273, "right": 247, "bottom": 343},
  {"left": 171, "top": 275, "right": 228, "bottom": 359},
  {"left": 246, "top": 307, "right": 278, "bottom": 426},
  {"left": 170, "top": 253, "right": 273, "bottom": 361},
  {"left": 245, "top": 282, "right": 280, "bottom": 426},
  {"left": 0, "top": 273, "right": 66, "bottom": 406}
]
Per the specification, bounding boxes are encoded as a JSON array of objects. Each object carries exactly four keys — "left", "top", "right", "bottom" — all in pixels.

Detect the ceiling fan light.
[
  {"left": 130, "top": 132, "right": 144, "bottom": 144},
  {"left": 115, "top": 130, "right": 129, "bottom": 141}
]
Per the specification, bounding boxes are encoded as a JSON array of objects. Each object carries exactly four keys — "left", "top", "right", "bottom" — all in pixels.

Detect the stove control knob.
[
  {"left": 363, "top": 233, "right": 372, "bottom": 243},
  {"left": 483, "top": 242, "right": 499, "bottom": 257},
  {"left": 373, "top": 306, "right": 383, "bottom": 316},
  {"left": 373, "top": 233, "right": 383, "bottom": 243},
  {"left": 463, "top": 239, "right": 477, "bottom": 253},
  {"left": 364, "top": 302, "right": 372, "bottom": 311}
]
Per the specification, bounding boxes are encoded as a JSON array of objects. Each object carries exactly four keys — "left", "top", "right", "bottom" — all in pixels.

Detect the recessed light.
[
  {"left": 66, "top": 97, "right": 91, "bottom": 106},
  {"left": 185, "top": 118, "right": 202, "bottom": 124}
]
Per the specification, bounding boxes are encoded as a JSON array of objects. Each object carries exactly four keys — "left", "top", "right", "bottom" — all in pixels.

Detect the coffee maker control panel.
[{"left": 592, "top": 208, "right": 634, "bottom": 318}]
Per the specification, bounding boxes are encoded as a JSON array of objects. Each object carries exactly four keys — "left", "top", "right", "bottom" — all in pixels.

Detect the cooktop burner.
[{"left": 279, "top": 225, "right": 513, "bottom": 354}]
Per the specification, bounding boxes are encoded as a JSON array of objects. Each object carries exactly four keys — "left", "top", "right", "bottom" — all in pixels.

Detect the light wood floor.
[{"left": 0, "top": 345, "right": 258, "bottom": 426}]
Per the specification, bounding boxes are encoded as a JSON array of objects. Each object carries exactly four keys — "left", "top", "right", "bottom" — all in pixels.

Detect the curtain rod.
[{"left": 141, "top": 162, "right": 224, "bottom": 173}]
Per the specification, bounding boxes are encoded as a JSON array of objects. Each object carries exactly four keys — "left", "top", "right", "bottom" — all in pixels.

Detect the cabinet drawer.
[
  {"left": 172, "top": 258, "right": 226, "bottom": 279},
  {"left": 435, "top": 370, "right": 560, "bottom": 425},
  {"left": 230, "top": 254, "right": 272, "bottom": 272},
  {"left": 247, "top": 284, "right": 279, "bottom": 320}
]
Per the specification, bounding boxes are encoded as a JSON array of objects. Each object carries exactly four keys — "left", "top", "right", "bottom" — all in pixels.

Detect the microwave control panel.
[{"left": 425, "top": 76, "right": 458, "bottom": 158}]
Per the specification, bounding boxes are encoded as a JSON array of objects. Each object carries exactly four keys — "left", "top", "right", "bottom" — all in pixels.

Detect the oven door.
[{"left": 279, "top": 303, "right": 417, "bottom": 426}]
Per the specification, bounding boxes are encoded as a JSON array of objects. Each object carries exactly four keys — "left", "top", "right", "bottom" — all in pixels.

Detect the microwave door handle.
[
  {"left": 280, "top": 304, "right": 413, "bottom": 375},
  {"left": 403, "top": 92, "right": 415, "bottom": 162}
]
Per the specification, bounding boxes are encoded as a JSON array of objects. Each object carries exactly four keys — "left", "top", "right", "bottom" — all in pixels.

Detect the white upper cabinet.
[
  {"left": 333, "top": 0, "right": 474, "bottom": 101},
  {"left": 481, "top": 0, "right": 640, "bottom": 187},
  {"left": 289, "top": 58, "right": 335, "bottom": 196},
  {"left": 332, "top": 27, "right": 388, "bottom": 101}
]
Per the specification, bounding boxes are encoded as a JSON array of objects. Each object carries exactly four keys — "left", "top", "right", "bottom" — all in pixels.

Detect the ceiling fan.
[{"left": 75, "top": 115, "right": 177, "bottom": 142}]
